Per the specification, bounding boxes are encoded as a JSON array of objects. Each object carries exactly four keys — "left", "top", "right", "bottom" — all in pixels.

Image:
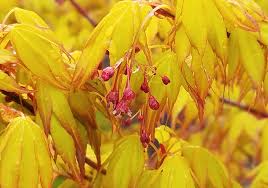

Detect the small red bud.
[
  {"left": 123, "top": 118, "right": 131, "bottom": 126},
  {"left": 140, "top": 129, "right": 150, "bottom": 147},
  {"left": 138, "top": 115, "right": 144, "bottom": 122},
  {"left": 114, "top": 100, "right": 131, "bottom": 115},
  {"left": 162, "top": 75, "right": 170, "bottom": 85},
  {"left": 101, "top": 67, "right": 114, "bottom": 81},
  {"left": 140, "top": 79, "right": 149, "bottom": 93},
  {"left": 106, "top": 90, "right": 119, "bottom": 106},
  {"left": 159, "top": 144, "right": 166, "bottom": 154},
  {"left": 123, "top": 87, "right": 135, "bottom": 101},
  {"left": 149, "top": 95, "right": 160, "bottom": 110}
]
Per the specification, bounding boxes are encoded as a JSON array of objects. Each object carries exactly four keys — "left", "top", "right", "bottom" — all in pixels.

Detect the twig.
[
  {"left": 85, "top": 157, "right": 106, "bottom": 175},
  {"left": 149, "top": 2, "right": 175, "bottom": 19},
  {"left": 220, "top": 97, "right": 268, "bottom": 118},
  {"left": 1, "top": 90, "right": 34, "bottom": 114},
  {"left": 69, "top": 0, "right": 97, "bottom": 27}
]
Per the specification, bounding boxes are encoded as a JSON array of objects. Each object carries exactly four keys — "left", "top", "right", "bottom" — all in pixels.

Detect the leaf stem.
[
  {"left": 0, "top": 90, "right": 34, "bottom": 114},
  {"left": 220, "top": 97, "right": 268, "bottom": 118},
  {"left": 85, "top": 157, "right": 106, "bottom": 175},
  {"left": 69, "top": 0, "right": 97, "bottom": 27}
]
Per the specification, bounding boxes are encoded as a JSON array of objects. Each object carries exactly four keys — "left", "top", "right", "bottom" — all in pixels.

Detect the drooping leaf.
[
  {"left": 0, "top": 49, "right": 17, "bottom": 64},
  {"left": 212, "top": 0, "right": 260, "bottom": 31},
  {"left": 156, "top": 51, "right": 181, "bottom": 111},
  {"left": 72, "top": 1, "right": 152, "bottom": 87},
  {"left": 103, "top": 134, "right": 144, "bottom": 188},
  {"left": 10, "top": 24, "right": 71, "bottom": 89},
  {"left": 0, "top": 117, "right": 52, "bottom": 188},
  {"left": 49, "top": 86, "right": 86, "bottom": 175},
  {"left": 0, "top": 70, "right": 30, "bottom": 93},
  {"left": 261, "top": 125, "right": 268, "bottom": 161},
  {"left": 182, "top": 145, "right": 231, "bottom": 188},
  {"left": 50, "top": 114, "right": 81, "bottom": 181},
  {"left": 250, "top": 162, "right": 268, "bottom": 188},
  {"left": 13, "top": 7, "right": 48, "bottom": 27},
  {"left": 152, "top": 155, "right": 195, "bottom": 188},
  {"left": 136, "top": 170, "right": 159, "bottom": 188},
  {"left": 203, "top": 0, "right": 228, "bottom": 62},
  {"left": 35, "top": 79, "right": 52, "bottom": 134},
  {"left": 227, "top": 30, "right": 240, "bottom": 81},
  {"left": 182, "top": 0, "right": 207, "bottom": 54},
  {"left": 175, "top": 25, "right": 191, "bottom": 63},
  {"left": 237, "top": 28, "right": 265, "bottom": 85}
]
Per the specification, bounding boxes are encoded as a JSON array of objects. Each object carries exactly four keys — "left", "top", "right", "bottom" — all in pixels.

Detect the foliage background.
[{"left": 1, "top": 0, "right": 268, "bottom": 188}]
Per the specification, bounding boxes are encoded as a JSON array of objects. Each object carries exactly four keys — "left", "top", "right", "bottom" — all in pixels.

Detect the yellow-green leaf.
[
  {"left": 35, "top": 80, "right": 52, "bottom": 134},
  {"left": 0, "top": 117, "right": 52, "bottom": 188},
  {"left": 156, "top": 155, "right": 195, "bottom": 188},
  {"left": 0, "top": 49, "right": 17, "bottom": 64},
  {"left": 175, "top": 25, "right": 191, "bottom": 63},
  {"left": 49, "top": 86, "right": 86, "bottom": 175},
  {"left": 182, "top": 0, "right": 207, "bottom": 54},
  {"left": 0, "top": 70, "right": 30, "bottom": 93},
  {"left": 14, "top": 7, "right": 48, "bottom": 27},
  {"left": 237, "top": 29, "right": 265, "bottom": 85},
  {"left": 203, "top": 0, "right": 227, "bottom": 62},
  {"left": 103, "top": 134, "right": 144, "bottom": 188},
  {"left": 10, "top": 24, "right": 71, "bottom": 89},
  {"left": 182, "top": 145, "right": 231, "bottom": 188},
  {"left": 50, "top": 114, "right": 80, "bottom": 180},
  {"left": 72, "top": 1, "right": 151, "bottom": 87},
  {"left": 250, "top": 162, "right": 268, "bottom": 188}
]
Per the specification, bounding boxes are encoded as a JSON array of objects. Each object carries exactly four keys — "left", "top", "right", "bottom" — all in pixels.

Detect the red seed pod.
[
  {"left": 162, "top": 75, "right": 170, "bottom": 85},
  {"left": 140, "top": 129, "right": 150, "bottom": 147},
  {"left": 123, "top": 118, "right": 131, "bottom": 126},
  {"left": 123, "top": 87, "right": 135, "bottom": 101},
  {"left": 140, "top": 79, "right": 149, "bottom": 93},
  {"left": 149, "top": 95, "right": 160, "bottom": 110},
  {"left": 138, "top": 114, "right": 144, "bottom": 122},
  {"left": 101, "top": 67, "right": 115, "bottom": 81},
  {"left": 159, "top": 144, "right": 166, "bottom": 154},
  {"left": 106, "top": 90, "right": 119, "bottom": 106},
  {"left": 114, "top": 100, "right": 131, "bottom": 115}
]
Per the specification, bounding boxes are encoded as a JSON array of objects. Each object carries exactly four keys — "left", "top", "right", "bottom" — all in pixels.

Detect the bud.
[
  {"left": 106, "top": 90, "right": 119, "bottom": 106},
  {"left": 140, "top": 129, "right": 150, "bottom": 147},
  {"left": 138, "top": 115, "right": 144, "bottom": 122},
  {"left": 101, "top": 67, "right": 114, "bottom": 81},
  {"left": 159, "top": 144, "right": 166, "bottom": 154},
  {"left": 123, "top": 118, "right": 131, "bottom": 126},
  {"left": 114, "top": 100, "right": 131, "bottom": 116},
  {"left": 123, "top": 87, "right": 135, "bottom": 101},
  {"left": 140, "top": 79, "right": 149, "bottom": 93},
  {"left": 162, "top": 75, "right": 170, "bottom": 85},
  {"left": 149, "top": 95, "right": 159, "bottom": 110}
]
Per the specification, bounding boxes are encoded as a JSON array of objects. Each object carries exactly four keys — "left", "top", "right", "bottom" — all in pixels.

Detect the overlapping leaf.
[
  {"left": 0, "top": 70, "right": 30, "bottom": 93},
  {"left": 50, "top": 114, "right": 81, "bottom": 181},
  {"left": 137, "top": 156, "right": 195, "bottom": 188},
  {"left": 182, "top": 145, "right": 231, "bottom": 188},
  {"left": 102, "top": 134, "right": 144, "bottom": 188},
  {"left": 10, "top": 24, "right": 71, "bottom": 89},
  {"left": 0, "top": 117, "right": 52, "bottom": 188},
  {"left": 72, "top": 0, "right": 152, "bottom": 87}
]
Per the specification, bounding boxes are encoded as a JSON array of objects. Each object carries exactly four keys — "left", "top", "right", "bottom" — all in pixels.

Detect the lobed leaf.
[
  {"left": 0, "top": 117, "right": 52, "bottom": 188},
  {"left": 0, "top": 70, "right": 30, "bottom": 93},
  {"left": 72, "top": 1, "right": 151, "bottom": 87},
  {"left": 103, "top": 134, "right": 145, "bottom": 188}
]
